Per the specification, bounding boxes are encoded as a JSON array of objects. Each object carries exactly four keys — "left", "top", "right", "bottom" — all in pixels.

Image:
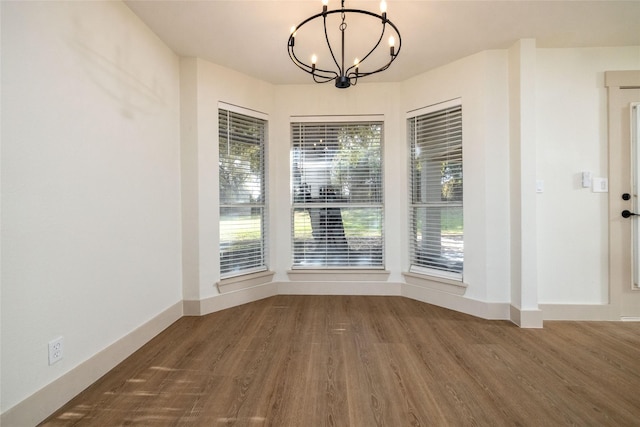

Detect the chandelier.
[{"left": 287, "top": 0, "right": 402, "bottom": 89}]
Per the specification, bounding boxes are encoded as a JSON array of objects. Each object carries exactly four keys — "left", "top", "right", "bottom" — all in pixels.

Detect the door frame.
[{"left": 607, "top": 70, "right": 640, "bottom": 320}]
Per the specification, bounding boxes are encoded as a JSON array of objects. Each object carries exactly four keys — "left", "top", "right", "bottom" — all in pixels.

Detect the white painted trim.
[
  {"left": 278, "top": 280, "right": 401, "bottom": 295},
  {"left": 286, "top": 269, "right": 390, "bottom": 282},
  {"left": 539, "top": 303, "right": 616, "bottom": 321},
  {"left": 218, "top": 101, "right": 268, "bottom": 120},
  {"left": 186, "top": 282, "right": 278, "bottom": 316},
  {"left": 0, "top": 301, "right": 183, "bottom": 427},
  {"left": 401, "top": 282, "right": 510, "bottom": 320},
  {"left": 402, "top": 271, "right": 468, "bottom": 295},
  {"left": 605, "top": 70, "right": 640, "bottom": 89},
  {"left": 406, "top": 97, "right": 462, "bottom": 119},
  {"left": 217, "top": 270, "right": 275, "bottom": 294},
  {"left": 510, "top": 305, "right": 543, "bottom": 328},
  {"left": 289, "top": 114, "right": 385, "bottom": 123}
]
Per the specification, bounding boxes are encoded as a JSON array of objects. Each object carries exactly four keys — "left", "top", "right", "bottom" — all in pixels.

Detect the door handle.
[{"left": 622, "top": 210, "right": 638, "bottom": 218}]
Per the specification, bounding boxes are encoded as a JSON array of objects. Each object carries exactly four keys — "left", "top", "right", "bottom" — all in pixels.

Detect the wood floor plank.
[{"left": 40, "top": 296, "right": 640, "bottom": 426}]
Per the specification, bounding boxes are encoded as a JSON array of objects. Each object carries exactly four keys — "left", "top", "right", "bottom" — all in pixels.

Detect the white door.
[
  {"left": 630, "top": 103, "right": 640, "bottom": 289},
  {"left": 607, "top": 72, "right": 640, "bottom": 319}
]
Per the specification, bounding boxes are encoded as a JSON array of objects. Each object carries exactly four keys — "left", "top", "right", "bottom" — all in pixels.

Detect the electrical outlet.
[{"left": 48, "top": 336, "right": 64, "bottom": 365}]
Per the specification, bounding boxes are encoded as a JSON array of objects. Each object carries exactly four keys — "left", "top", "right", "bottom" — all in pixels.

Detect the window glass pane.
[
  {"left": 219, "top": 108, "right": 267, "bottom": 277},
  {"left": 291, "top": 121, "right": 384, "bottom": 269},
  {"left": 411, "top": 206, "right": 463, "bottom": 274},
  {"left": 220, "top": 207, "right": 265, "bottom": 275},
  {"left": 293, "top": 207, "right": 383, "bottom": 267},
  {"left": 409, "top": 104, "right": 463, "bottom": 277}
]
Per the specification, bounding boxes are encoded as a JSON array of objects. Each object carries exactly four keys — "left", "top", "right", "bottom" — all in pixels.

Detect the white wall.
[
  {"left": 180, "top": 58, "right": 275, "bottom": 302},
  {"left": 509, "top": 39, "right": 540, "bottom": 319},
  {"left": 1, "top": 0, "right": 182, "bottom": 415},
  {"left": 402, "top": 50, "right": 512, "bottom": 303},
  {"left": 536, "top": 47, "right": 640, "bottom": 304}
]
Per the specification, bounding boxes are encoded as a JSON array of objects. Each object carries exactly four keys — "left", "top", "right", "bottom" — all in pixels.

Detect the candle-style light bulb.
[
  {"left": 354, "top": 58, "right": 359, "bottom": 74},
  {"left": 322, "top": 0, "right": 328, "bottom": 13},
  {"left": 311, "top": 54, "right": 317, "bottom": 73},
  {"left": 389, "top": 36, "right": 395, "bottom": 56},
  {"left": 380, "top": 0, "right": 387, "bottom": 20},
  {"left": 288, "top": 26, "right": 296, "bottom": 47}
]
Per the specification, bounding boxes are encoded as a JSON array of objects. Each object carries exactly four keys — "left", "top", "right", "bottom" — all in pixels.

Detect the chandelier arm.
[
  {"left": 322, "top": 13, "right": 342, "bottom": 74},
  {"left": 337, "top": 9, "right": 402, "bottom": 78},
  {"left": 384, "top": 17, "right": 402, "bottom": 57},
  {"left": 288, "top": 45, "right": 313, "bottom": 74},
  {"left": 350, "top": 61, "right": 393, "bottom": 78},
  {"left": 288, "top": 39, "right": 338, "bottom": 81},
  {"left": 347, "top": 28, "right": 401, "bottom": 77},
  {"left": 313, "top": 74, "right": 338, "bottom": 84},
  {"left": 344, "top": 22, "right": 386, "bottom": 77},
  {"left": 346, "top": 52, "right": 396, "bottom": 79}
]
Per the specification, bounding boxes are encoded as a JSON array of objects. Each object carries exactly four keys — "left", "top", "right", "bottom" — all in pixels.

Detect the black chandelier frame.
[{"left": 287, "top": 0, "right": 402, "bottom": 89}]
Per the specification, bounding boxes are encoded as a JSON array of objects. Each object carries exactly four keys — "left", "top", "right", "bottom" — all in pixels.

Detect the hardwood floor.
[{"left": 41, "top": 296, "right": 640, "bottom": 426}]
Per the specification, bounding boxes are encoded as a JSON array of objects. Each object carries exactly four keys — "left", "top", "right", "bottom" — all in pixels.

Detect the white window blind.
[
  {"left": 219, "top": 107, "right": 268, "bottom": 277},
  {"left": 408, "top": 102, "right": 463, "bottom": 278},
  {"left": 291, "top": 121, "right": 384, "bottom": 268}
]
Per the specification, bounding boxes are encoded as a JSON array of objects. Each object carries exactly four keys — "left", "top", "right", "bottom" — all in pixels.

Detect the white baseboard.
[
  {"left": 539, "top": 303, "right": 616, "bottom": 321},
  {"left": 401, "top": 282, "right": 511, "bottom": 321},
  {"left": 185, "top": 281, "right": 278, "bottom": 316},
  {"left": 510, "top": 305, "right": 544, "bottom": 328},
  {"left": 277, "top": 280, "right": 401, "bottom": 295},
  {"left": 0, "top": 301, "right": 183, "bottom": 427}
]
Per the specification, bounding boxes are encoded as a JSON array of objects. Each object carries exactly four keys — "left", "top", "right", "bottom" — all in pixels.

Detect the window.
[
  {"left": 408, "top": 101, "right": 463, "bottom": 279},
  {"left": 219, "top": 105, "right": 268, "bottom": 278},
  {"left": 291, "top": 120, "right": 383, "bottom": 268}
]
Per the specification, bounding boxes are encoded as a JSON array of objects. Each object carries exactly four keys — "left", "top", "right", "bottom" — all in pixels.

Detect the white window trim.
[
  {"left": 216, "top": 269, "right": 275, "bottom": 294},
  {"left": 402, "top": 271, "right": 468, "bottom": 295},
  {"left": 218, "top": 103, "right": 270, "bottom": 282},
  {"left": 219, "top": 101, "right": 268, "bottom": 121},
  {"left": 406, "top": 98, "right": 461, "bottom": 120},
  {"left": 290, "top": 117, "right": 385, "bottom": 270},
  {"left": 290, "top": 114, "right": 384, "bottom": 123},
  {"left": 407, "top": 98, "right": 464, "bottom": 282}
]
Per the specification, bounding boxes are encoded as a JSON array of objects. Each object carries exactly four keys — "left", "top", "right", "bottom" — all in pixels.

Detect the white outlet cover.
[{"left": 48, "top": 336, "right": 64, "bottom": 365}]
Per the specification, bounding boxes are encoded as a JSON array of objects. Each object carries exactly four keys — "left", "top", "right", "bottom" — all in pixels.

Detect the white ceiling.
[{"left": 124, "top": 0, "right": 640, "bottom": 86}]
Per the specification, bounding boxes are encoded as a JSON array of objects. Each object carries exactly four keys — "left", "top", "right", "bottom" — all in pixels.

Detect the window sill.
[
  {"left": 217, "top": 270, "right": 275, "bottom": 293},
  {"left": 287, "top": 269, "right": 390, "bottom": 282},
  {"left": 402, "top": 271, "right": 468, "bottom": 295}
]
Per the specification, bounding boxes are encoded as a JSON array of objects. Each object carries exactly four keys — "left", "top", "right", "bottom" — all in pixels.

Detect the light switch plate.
[{"left": 592, "top": 177, "right": 608, "bottom": 193}]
